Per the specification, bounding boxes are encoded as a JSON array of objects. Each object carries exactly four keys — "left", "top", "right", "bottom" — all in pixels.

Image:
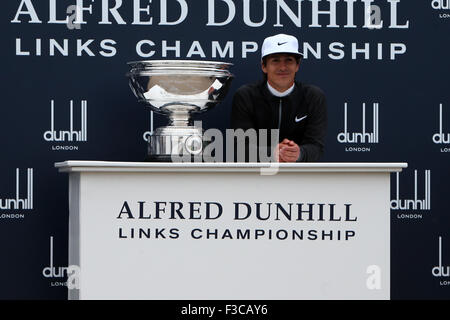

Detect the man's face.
[{"left": 262, "top": 53, "right": 300, "bottom": 92}]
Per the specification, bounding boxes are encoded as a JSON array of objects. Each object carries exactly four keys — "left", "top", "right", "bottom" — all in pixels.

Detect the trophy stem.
[{"left": 167, "top": 112, "right": 192, "bottom": 127}]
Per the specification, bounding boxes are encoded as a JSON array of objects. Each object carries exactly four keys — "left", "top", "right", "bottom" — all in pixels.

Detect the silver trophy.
[{"left": 127, "top": 60, "right": 233, "bottom": 161}]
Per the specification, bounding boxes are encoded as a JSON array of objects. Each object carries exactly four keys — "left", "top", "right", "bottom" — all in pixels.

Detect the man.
[{"left": 231, "top": 34, "right": 327, "bottom": 162}]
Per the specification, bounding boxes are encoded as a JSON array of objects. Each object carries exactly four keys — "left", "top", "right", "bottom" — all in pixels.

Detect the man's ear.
[{"left": 261, "top": 61, "right": 267, "bottom": 74}]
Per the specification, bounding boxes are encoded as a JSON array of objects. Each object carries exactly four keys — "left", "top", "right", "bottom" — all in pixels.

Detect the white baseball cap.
[{"left": 261, "top": 34, "right": 303, "bottom": 59}]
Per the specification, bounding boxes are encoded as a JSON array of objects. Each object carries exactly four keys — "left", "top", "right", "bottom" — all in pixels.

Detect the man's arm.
[
  {"left": 231, "top": 88, "right": 255, "bottom": 131},
  {"left": 231, "top": 88, "right": 259, "bottom": 162},
  {"left": 297, "top": 88, "right": 327, "bottom": 162}
]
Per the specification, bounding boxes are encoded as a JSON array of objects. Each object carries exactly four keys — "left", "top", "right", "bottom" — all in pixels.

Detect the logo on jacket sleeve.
[{"left": 295, "top": 115, "right": 307, "bottom": 123}]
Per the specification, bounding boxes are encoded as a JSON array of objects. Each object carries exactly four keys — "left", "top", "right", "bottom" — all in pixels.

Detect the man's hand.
[{"left": 274, "top": 139, "right": 300, "bottom": 162}]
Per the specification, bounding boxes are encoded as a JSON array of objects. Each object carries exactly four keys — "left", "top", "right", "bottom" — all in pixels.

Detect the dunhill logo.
[
  {"left": 432, "top": 104, "right": 449, "bottom": 144},
  {"left": 42, "top": 236, "right": 67, "bottom": 278},
  {"left": 0, "top": 168, "right": 33, "bottom": 210},
  {"left": 391, "top": 170, "right": 431, "bottom": 211},
  {"left": 432, "top": 237, "right": 450, "bottom": 278},
  {"left": 431, "top": 0, "right": 450, "bottom": 9},
  {"left": 337, "top": 103, "right": 379, "bottom": 144},
  {"left": 43, "top": 100, "right": 87, "bottom": 142}
]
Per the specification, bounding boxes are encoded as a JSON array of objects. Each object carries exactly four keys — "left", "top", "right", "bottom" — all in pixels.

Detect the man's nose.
[{"left": 279, "top": 60, "right": 288, "bottom": 70}]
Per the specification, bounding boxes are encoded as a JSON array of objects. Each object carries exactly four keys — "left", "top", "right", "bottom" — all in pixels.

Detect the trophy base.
[{"left": 146, "top": 126, "right": 204, "bottom": 162}]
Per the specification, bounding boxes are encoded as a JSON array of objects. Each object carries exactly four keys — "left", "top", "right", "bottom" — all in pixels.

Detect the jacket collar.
[
  {"left": 267, "top": 82, "right": 295, "bottom": 97},
  {"left": 258, "top": 80, "right": 302, "bottom": 102}
]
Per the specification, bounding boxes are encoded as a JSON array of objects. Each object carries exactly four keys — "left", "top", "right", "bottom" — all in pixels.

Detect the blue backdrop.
[{"left": 0, "top": 0, "right": 449, "bottom": 299}]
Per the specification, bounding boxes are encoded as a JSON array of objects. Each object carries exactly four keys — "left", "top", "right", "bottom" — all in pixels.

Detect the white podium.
[{"left": 56, "top": 161, "right": 407, "bottom": 300}]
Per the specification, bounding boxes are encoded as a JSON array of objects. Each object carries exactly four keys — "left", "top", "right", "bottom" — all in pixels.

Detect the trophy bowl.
[{"left": 127, "top": 60, "right": 233, "bottom": 161}]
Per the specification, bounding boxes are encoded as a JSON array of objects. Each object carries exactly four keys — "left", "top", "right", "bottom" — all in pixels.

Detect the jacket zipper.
[{"left": 278, "top": 99, "right": 282, "bottom": 130}]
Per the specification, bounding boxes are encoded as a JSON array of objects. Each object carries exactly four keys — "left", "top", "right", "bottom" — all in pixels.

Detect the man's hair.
[{"left": 261, "top": 53, "right": 301, "bottom": 67}]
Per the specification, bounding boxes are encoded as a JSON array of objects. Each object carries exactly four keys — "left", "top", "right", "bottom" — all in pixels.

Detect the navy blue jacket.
[{"left": 231, "top": 80, "right": 327, "bottom": 162}]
